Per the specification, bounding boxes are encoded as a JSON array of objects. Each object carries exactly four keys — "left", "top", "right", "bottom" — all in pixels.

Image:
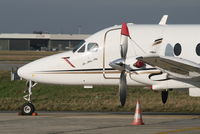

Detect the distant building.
[{"left": 0, "top": 34, "right": 90, "bottom": 51}]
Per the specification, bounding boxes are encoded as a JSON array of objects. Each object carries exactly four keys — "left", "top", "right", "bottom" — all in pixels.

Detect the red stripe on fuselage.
[{"left": 62, "top": 57, "right": 76, "bottom": 68}]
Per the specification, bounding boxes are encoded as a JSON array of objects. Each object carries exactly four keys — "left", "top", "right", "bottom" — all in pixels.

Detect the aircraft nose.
[
  {"left": 17, "top": 67, "right": 24, "bottom": 78},
  {"left": 17, "top": 65, "right": 32, "bottom": 79}
]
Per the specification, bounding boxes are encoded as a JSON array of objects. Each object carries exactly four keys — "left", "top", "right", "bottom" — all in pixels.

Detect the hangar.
[{"left": 0, "top": 33, "right": 90, "bottom": 51}]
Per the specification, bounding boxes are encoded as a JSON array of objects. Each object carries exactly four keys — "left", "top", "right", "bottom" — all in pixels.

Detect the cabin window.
[
  {"left": 87, "top": 43, "right": 99, "bottom": 52},
  {"left": 196, "top": 43, "right": 200, "bottom": 56},
  {"left": 78, "top": 44, "right": 85, "bottom": 53},
  {"left": 174, "top": 43, "right": 182, "bottom": 56}
]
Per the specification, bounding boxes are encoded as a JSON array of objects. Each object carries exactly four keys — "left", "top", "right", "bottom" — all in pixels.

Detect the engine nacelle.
[
  {"left": 130, "top": 70, "right": 200, "bottom": 91},
  {"left": 130, "top": 71, "right": 167, "bottom": 86}
]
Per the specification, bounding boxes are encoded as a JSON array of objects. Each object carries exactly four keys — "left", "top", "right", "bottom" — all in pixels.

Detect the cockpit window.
[
  {"left": 87, "top": 43, "right": 99, "bottom": 52},
  {"left": 73, "top": 40, "right": 85, "bottom": 52},
  {"left": 78, "top": 44, "right": 85, "bottom": 53}
]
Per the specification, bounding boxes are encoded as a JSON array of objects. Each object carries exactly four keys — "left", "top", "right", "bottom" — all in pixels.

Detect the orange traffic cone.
[{"left": 131, "top": 100, "right": 144, "bottom": 125}]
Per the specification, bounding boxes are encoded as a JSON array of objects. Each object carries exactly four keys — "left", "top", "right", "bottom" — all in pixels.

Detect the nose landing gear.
[{"left": 21, "top": 80, "right": 37, "bottom": 115}]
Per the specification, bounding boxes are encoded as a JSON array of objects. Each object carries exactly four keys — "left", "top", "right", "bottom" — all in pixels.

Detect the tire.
[
  {"left": 161, "top": 91, "right": 168, "bottom": 104},
  {"left": 21, "top": 102, "right": 35, "bottom": 115}
]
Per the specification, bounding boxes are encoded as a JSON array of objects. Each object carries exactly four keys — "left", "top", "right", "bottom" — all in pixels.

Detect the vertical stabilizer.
[{"left": 159, "top": 15, "right": 168, "bottom": 25}]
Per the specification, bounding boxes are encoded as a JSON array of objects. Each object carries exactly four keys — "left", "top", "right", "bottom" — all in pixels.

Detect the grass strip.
[{"left": 0, "top": 71, "right": 200, "bottom": 112}]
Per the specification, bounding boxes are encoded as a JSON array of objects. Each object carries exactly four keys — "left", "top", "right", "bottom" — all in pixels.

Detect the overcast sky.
[{"left": 0, "top": 0, "right": 200, "bottom": 34}]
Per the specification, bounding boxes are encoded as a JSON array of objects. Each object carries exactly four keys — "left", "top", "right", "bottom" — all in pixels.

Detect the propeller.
[
  {"left": 119, "top": 23, "right": 130, "bottom": 106},
  {"left": 110, "top": 23, "right": 130, "bottom": 106}
]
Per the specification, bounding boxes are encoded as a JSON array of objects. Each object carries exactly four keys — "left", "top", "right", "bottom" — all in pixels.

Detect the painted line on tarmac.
[{"left": 155, "top": 126, "right": 200, "bottom": 134}]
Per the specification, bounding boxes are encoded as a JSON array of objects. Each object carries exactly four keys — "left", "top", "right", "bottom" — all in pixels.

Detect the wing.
[{"left": 137, "top": 55, "right": 200, "bottom": 79}]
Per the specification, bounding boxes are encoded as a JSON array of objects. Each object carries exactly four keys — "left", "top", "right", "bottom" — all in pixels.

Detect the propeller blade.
[
  {"left": 119, "top": 71, "right": 127, "bottom": 106},
  {"left": 120, "top": 23, "right": 130, "bottom": 60}
]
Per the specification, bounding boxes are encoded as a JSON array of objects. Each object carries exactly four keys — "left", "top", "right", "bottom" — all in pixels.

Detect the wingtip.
[{"left": 121, "top": 22, "right": 130, "bottom": 36}]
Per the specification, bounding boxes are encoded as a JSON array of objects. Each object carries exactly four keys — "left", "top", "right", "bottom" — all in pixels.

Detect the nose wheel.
[
  {"left": 21, "top": 102, "right": 35, "bottom": 115},
  {"left": 21, "top": 80, "right": 37, "bottom": 115}
]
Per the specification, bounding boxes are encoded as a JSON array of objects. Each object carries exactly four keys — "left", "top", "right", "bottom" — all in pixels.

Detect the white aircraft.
[{"left": 17, "top": 15, "right": 200, "bottom": 115}]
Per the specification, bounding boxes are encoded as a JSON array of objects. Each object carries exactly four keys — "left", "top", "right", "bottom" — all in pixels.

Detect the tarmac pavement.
[{"left": 0, "top": 112, "right": 200, "bottom": 134}]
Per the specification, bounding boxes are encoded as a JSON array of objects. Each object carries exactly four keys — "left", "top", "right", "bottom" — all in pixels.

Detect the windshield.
[{"left": 73, "top": 40, "right": 85, "bottom": 52}]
